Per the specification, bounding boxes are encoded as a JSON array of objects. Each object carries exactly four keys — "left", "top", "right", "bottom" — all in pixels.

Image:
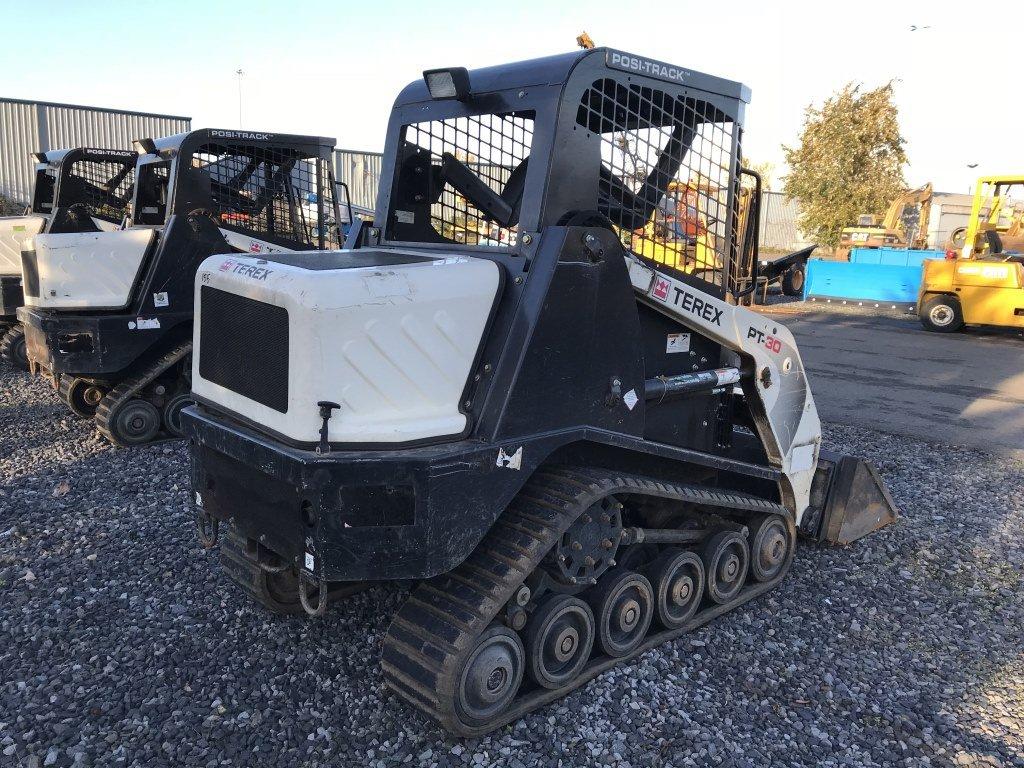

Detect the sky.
[{"left": 2, "top": 0, "right": 1020, "bottom": 194}]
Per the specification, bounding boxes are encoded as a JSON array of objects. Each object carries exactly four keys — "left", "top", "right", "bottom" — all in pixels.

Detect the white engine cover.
[
  {"left": 192, "top": 250, "right": 502, "bottom": 444},
  {"left": 23, "top": 228, "right": 155, "bottom": 309},
  {"left": 0, "top": 215, "right": 47, "bottom": 276}
]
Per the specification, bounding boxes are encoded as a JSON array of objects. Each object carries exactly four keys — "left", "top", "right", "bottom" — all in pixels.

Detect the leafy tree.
[
  {"left": 782, "top": 82, "right": 907, "bottom": 247},
  {"left": 0, "top": 193, "right": 23, "bottom": 215}
]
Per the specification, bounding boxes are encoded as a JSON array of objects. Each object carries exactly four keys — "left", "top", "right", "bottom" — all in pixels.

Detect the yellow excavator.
[
  {"left": 837, "top": 183, "right": 933, "bottom": 259},
  {"left": 917, "top": 175, "right": 1024, "bottom": 332}
]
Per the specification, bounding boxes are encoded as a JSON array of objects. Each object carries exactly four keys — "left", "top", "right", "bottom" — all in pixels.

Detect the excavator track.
[
  {"left": 95, "top": 341, "right": 192, "bottom": 446},
  {"left": 382, "top": 466, "right": 794, "bottom": 736}
]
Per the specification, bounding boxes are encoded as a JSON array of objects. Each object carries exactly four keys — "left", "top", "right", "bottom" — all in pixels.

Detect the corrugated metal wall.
[
  {"left": 759, "top": 191, "right": 813, "bottom": 251},
  {"left": 0, "top": 98, "right": 190, "bottom": 205},
  {"left": 334, "top": 149, "right": 383, "bottom": 213}
]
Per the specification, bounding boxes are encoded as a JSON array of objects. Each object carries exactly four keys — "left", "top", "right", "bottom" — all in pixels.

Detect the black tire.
[
  {"left": 162, "top": 393, "right": 195, "bottom": 437},
  {"left": 747, "top": 515, "right": 792, "bottom": 583},
  {"left": 106, "top": 398, "right": 161, "bottom": 445},
  {"left": 781, "top": 263, "right": 805, "bottom": 296},
  {"left": 587, "top": 569, "right": 654, "bottom": 658},
  {"left": 643, "top": 548, "right": 705, "bottom": 629},
  {"left": 919, "top": 295, "right": 964, "bottom": 333},
  {"left": 701, "top": 531, "right": 749, "bottom": 605},
  {"left": 454, "top": 625, "right": 525, "bottom": 727},
  {"left": 523, "top": 594, "right": 595, "bottom": 689},
  {"left": 58, "top": 377, "right": 107, "bottom": 418},
  {"left": 0, "top": 325, "right": 29, "bottom": 372}
]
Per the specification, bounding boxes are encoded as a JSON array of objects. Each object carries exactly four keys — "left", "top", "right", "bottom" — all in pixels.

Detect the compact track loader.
[
  {"left": 183, "top": 49, "right": 897, "bottom": 735},
  {"left": 0, "top": 147, "right": 136, "bottom": 370},
  {"left": 18, "top": 129, "right": 342, "bottom": 445}
]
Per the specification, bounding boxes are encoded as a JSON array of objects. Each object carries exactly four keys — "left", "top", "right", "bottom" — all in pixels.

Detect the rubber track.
[
  {"left": 0, "top": 325, "right": 28, "bottom": 372},
  {"left": 95, "top": 341, "right": 191, "bottom": 446},
  {"left": 381, "top": 466, "right": 793, "bottom": 736}
]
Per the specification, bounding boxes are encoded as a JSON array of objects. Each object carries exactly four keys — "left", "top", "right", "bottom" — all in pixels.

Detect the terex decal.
[
  {"left": 655, "top": 280, "right": 724, "bottom": 326},
  {"left": 219, "top": 258, "right": 273, "bottom": 280}
]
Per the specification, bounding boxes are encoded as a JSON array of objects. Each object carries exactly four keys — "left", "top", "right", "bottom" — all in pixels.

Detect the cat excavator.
[{"left": 837, "top": 183, "right": 933, "bottom": 259}]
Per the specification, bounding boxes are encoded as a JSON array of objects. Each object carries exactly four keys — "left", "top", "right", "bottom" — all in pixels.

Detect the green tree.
[{"left": 782, "top": 82, "right": 907, "bottom": 247}]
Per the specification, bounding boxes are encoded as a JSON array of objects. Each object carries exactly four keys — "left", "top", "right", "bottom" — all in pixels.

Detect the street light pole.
[{"left": 235, "top": 69, "right": 244, "bottom": 128}]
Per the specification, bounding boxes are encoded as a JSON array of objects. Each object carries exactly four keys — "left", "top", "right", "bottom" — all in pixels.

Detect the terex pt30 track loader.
[
  {"left": 0, "top": 147, "right": 136, "bottom": 370},
  {"left": 184, "top": 49, "right": 897, "bottom": 735},
  {"left": 18, "top": 129, "right": 342, "bottom": 444}
]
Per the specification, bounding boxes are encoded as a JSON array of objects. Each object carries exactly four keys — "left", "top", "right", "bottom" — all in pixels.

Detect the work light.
[{"left": 423, "top": 68, "right": 471, "bottom": 101}]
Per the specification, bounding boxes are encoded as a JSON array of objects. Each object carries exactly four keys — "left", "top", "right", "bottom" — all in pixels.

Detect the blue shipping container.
[{"left": 849, "top": 247, "right": 946, "bottom": 267}]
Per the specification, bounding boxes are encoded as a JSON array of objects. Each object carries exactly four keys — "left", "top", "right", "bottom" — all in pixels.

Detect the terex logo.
[
  {"left": 210, "top": 130, "right": 274, "bottom": 141},
  {"left": 652, "top": 277, "right": 670, "bottom": 301},
  {"left": 217, "top": 258, "right": 273, "bottom": 280},
  {"left": 219, "top": 259, "right": 236, "bottom": 272}
]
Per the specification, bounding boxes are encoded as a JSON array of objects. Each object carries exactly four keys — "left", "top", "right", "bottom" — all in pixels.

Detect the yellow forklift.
[{"left": 917, "top": 175, "right": 1024, "bottom": 332}]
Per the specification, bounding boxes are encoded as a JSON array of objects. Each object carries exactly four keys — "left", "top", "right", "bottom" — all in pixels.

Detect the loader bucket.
[{"left": 801, "top": 449, "right": 898, "bottom": 545}]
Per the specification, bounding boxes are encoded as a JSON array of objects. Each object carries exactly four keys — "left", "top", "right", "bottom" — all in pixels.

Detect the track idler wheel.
[
  {"left": 588, "top": 569, "right": 654, "bottom": 658},
  {"left": 524, "top": 594, "right": 595, "bottom": 689},
  {"left": 59, "top": 377, "right": 107, "bottom": 418},
  {"left": 107, "top": 398, "right": 161, "bottom": 446},
  {"left": 162, "top": 392, "right": 195, "bottom": 437},
  {"left": 748, "top": 514, "right": 791, "bottom": 583},
  {"left": 644, "top": 548, "right": 705, "bottom": 629},
  {"left": 701, "top": 531, "right": 749, "bottom": 605},
  {"left": 455, "top": 625, "right": 525, "bottom": 727}
]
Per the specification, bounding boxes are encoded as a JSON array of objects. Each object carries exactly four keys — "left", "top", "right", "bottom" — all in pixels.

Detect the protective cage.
[
  {"left": 61, "top": 157, "right": 135, "bottom": 223},
  {"left": 378, "top": 48, "right": 747, "bottom": 297},
  {"left": 190, "top": 142, "right": 342, "bottom": 249}
]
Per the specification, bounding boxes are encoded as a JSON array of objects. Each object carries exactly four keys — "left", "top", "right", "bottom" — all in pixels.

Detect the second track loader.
[
  {"left": 18, "top": 129, "right": 342, "bottom": 444},
  {"left": 183, "top": 48, "right": 897, "bottom": 735},
  {"left": 0, "top": 147, "right": 136, "bottom": 370}
]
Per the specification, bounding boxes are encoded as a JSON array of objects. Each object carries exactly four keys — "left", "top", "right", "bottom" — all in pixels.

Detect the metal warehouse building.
[{"left": 0, "top": 97, "right": 191, "bottom": 205}]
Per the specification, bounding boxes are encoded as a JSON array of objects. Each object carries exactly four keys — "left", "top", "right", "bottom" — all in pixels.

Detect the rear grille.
[{"left": 199, "top": 286, "right": 289, "bottom": 413}]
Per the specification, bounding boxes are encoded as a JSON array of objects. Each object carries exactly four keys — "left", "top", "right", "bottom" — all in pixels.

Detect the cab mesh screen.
[
  {"left": 199, "top": 286, "right": 289, "bottom": 413},
  {"left": 64, "top": 159, "right": 135, "bottom": 223},
  {"left": 400, "top": 113, "right": 534, "bottom": 246},
  {"left": 577, "top": 79, "right": 738, "bottom": 291},
  {"left": 193, "top": 144, "right": 340, "bottom": 249}
]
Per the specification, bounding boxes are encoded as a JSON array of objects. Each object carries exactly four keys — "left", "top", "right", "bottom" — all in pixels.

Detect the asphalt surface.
[{"left": 761, "top": 305, "right": 1024, "bottom": 458}]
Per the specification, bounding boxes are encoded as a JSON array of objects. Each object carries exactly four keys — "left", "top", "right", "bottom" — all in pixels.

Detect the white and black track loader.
[
  {"left": 183, "top": 49, "right": 898, "bottom": 735},
  {"left": 0, "top": 147, "right": 136, "bottom": 370},
  {"left": 18, "top": 129, "right": 343, "bottom": 445}
]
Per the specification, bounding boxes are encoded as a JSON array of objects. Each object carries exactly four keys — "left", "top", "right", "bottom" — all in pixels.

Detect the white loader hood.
[
  {"left": 0, "top": 215, "right": 47, "bottom": 276},
  {"left": 192, "top": 249, "right": 502, "bottom": 445},
  {"left": 23, "top": 228, "right": 155, "bottom": 309}
]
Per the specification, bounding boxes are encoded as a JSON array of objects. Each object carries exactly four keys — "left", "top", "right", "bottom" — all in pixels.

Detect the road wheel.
[
  {"left": 781, "top": 264, "right": 805, "bottom": 296},
  {"left": 107, "top": 398, "right": 161, "bottom": 445},
  {"left": 919, "top": 295, "right": 964, "bottom": 333},
  {"left": 0, "top": 325, "right": 29, "bottom": 371}
]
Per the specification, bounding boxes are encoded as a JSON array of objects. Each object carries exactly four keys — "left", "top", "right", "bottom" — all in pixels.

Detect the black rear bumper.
[
  {"left": 184, "top": 404, "right": 540, "bottom": 582},
  {"left": 17, "top": 306, "right": 190, "bottom": 378},
  {"left": 183, "top": 404, "right": 783, "bottom": 583},
  {"left": 0, "top": 275, "right": 23, "bottom": 321}
]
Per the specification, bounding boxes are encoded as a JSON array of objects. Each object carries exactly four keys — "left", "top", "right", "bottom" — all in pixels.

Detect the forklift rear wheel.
[
  {"left": 781, "top": 264, "right": 805, "bottom": 296},
  {"left": 919, "top": 295, "right": 964, "bottom": 333},
  {"left": 110, "top": 399, "right": 162, "bottom": 445},
  {"left": 59, "top": 377, "right": 107, "bottom": 418},
  {"left": 0, "top": 326, "right": 29, "bottom": 372}
]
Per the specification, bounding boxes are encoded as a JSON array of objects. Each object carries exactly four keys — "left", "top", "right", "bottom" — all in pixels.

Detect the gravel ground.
[{"left": 1, "top": 365, "right": 1022, "bottom": 768}]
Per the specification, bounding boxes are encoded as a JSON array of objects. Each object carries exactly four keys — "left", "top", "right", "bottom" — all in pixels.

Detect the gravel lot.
[{"left": 1, "top": 365, "right": 1022, "bottom": 768}]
